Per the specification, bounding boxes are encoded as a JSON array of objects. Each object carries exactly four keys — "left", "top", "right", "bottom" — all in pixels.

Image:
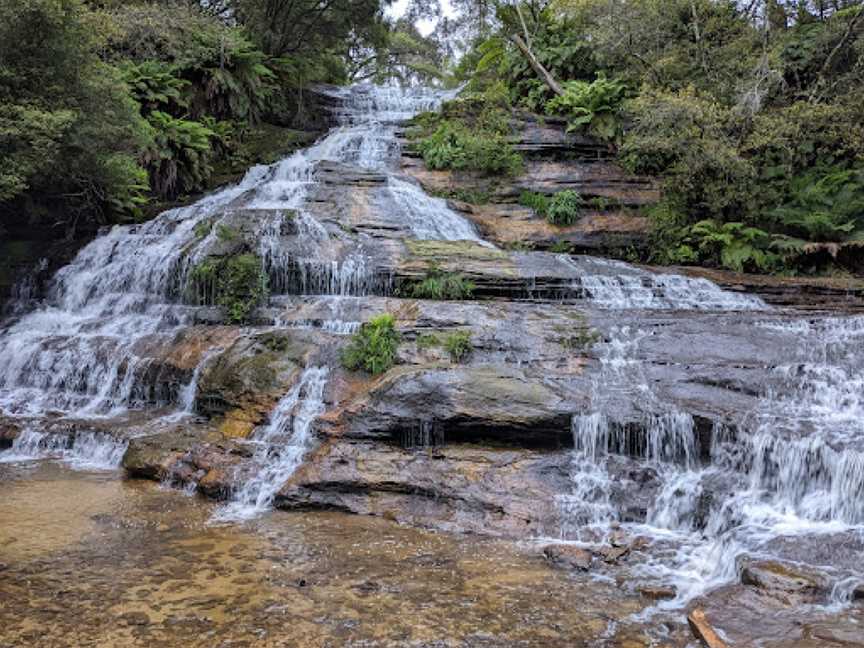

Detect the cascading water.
[
  {"left": 0, "top": 427, "right": 128, "bottom": 470},
  {"left": 0, "top": 84, "right": 479, "bottom": 421},
  {"left": 563, "top": 256, "right": 767, "bottom": 311},
  {"left": 214, "top": 367, "right": 329, "bottom": 521},
  {"left": 557, "top": 309, "right": 864, "bottom": 610}
]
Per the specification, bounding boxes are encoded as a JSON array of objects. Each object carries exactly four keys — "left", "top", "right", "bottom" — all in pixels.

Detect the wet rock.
[
  {"left": 543, "top": 545, "right": 593, "bottom": 571},
  {"left": 687, "top": 607, "right": 728, "bottom": 648},
  {"left": 596, "top": 545, "right": 631, "bottom": 564},
  {"left": 739, "top": 559, "right": 829, "bottom": 601},
  {"left": 0, "top": 417, "right": 21, "bottom": 448},
  {"left": 196, "top": 330, "right": 315, "bottom": 435},
  {"left": 637, "top": 585, "right": 676, "bottom": 601},
  {"left": 277, "top": 439, "right": 572, "bottom": 538},
  {"left": 854, "top": 583, "right": 864, "bottom": 600}
]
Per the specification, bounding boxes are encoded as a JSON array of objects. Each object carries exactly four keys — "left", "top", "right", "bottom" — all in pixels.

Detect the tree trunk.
[{"left": 508, "top": 33, "right": 564, "bottom": 96}]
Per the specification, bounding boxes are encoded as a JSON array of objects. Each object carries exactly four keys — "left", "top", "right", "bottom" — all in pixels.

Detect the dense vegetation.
[
  {"left": 426, "top": 0, "right": 864, "bottom": 275},
  {"left": 0, "top": 0, "right": 433, "bottom": 242}
]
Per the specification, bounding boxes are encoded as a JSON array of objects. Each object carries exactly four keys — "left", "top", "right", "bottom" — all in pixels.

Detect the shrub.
[
  {"left": 189, "top": 253, "right": 268, "bottom": 323},
  {"left": 341, "top": 314, "right": 401, "bottom": 375},
  {"left": 416, "top": 120, "right": 522, "bottom": 175},
  {"left": 444, "top": 330, "right": 472, "bottom": 363},
  {"left": 409, "top": 269, "right": 476, "bottom": 300},
  {"left": 545, "top": 75, "right": 628, "bottom": 140},
  {"left": 546, "top": 190, "right": 584, "bottom": 226},
  {"left": 519, "top": 191, "right": 549, "bottom": 217}
]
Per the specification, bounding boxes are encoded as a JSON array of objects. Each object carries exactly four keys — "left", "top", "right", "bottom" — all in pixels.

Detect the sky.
[{"left": 385, "top": 0, "right": 458, "bottom": 36}]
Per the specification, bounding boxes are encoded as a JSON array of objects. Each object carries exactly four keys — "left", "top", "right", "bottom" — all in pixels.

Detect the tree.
[{"left": 0, "top": 0, "right": 151, "bottom": 230}]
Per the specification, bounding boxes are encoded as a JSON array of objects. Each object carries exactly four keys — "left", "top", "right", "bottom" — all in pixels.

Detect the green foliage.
[
  {"left": 416, "top": 333, "right": 441, "bottom": 350},
  {"left": 545, "top": 76, "right": 628, "bottom": 140},
  {"left": 443, "top": 330, "right": 472, "bottom": 363},
  {"left": 189, "top": 253, "right": 268, "bottom": 323},
  {"left": 120, "top": 61, "right": 189, "bottom": 115},
  {"left": 519, "top": 191, "right": 549, "bottom": 216},
  {"left": 409, "top": 269, "right": 476, "bottom": 300},
  {"left": 545, "top": 190, "right": 584, "bottom": 227},
  {"left": 412, "top": 88, "right": 523, "bottom": 176},
  {"left": 549, "top": 240, "right": 575, "bottom": 254},
  {"left": 415, "top": 120, "right": 522, "bottom": 175},
  {"left": 688, "top": 220, "right": 777, "bottom": 273},
  {"left": 0, "top": 0, "right": 151, "bottom": 225},
  {"left": 341, "top": 314, "right": 401, "bottom": 375},
  {"left": 142, "top": 112, "right": 217, "bottom": 198},
  {"left": 769, "top": 167, "right": 864, "bottom": 242}
]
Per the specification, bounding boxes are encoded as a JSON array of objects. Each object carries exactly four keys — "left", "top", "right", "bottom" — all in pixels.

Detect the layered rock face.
[
  {"left": 399, "top": 113, "right": 658, "bottom": 254},
  {"left": 2, "top": 84, "right": 864, "bottom": 646}
]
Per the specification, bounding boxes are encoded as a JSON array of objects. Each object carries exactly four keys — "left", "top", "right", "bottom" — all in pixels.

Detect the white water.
[
  {"left": 565, "top": 257, "right": 767, "bottom": 311},
  {"left": 0, "top": 427, "right": 128, "bottom": 470},
  {"left": 0, "top": 84, "right": 479, "bottom": 419},
  {"left": 557, "top": 314, "right": 864, "bottom": 610},
  {"left": 214, "top": 367, "right": 329, "bottom": 521},
  {"left": 2, "top": 81, "right": 860, "bottom": 610}
]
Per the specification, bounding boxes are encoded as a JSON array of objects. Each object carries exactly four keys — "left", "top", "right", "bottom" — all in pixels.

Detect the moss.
[
  {"left": 406, "top": 239, "right": 507, "bottom": 261},
  {"left": 444, "top": 330, "right": 472, "bottom": 363},
  {"left": 553, "top": 323, "right": 600, "bottom": 351},
  {"left": 341, "top": 313, "right": 401, "bottom": 375},
  {"left": 216, "top": 224, "right": 239, "bottom": 242},
  {"left": 549, "top": 240, "right": 575, "bottom": 254}
]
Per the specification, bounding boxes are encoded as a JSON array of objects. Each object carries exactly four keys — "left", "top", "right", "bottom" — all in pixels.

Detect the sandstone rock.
[
  {"left": 687, "top": 607, "right": 728, "bottom": 648},
  {"left": 637, "top": 585, "right": 677, "bottom": 601},
  {"left": 543, "top": 545, "right": 593, "bottom": 571},
  {"left": 597, "top": 545, "right": 631, "bottom": 563},
  {"left": 739, "top": 559, "right": 829, "bottom": 600}
]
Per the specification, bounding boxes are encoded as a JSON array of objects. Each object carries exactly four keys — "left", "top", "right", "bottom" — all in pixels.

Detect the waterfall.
[
  {"left": 557, "top": 314, "right": 864, "bottom": 609},
  {"left": 214, "top": 367, "right": 329, "bottom": 521},
  {"left": 561, "top": 256, "right": 767, "bottom": 311},
  {"left": 0, "top": 427, "right": 128, "bottom": 470},
  {"left": 0, "top": 84, "right": 478, "bottom": 419}
]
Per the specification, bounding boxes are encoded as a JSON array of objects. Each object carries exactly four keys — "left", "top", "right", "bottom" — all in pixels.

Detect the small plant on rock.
[
  {"left": 546, "top": 190, "right": 584, "bottom": 227},
  {"left": 341, "top": 313, "right": 401, "bottom": 375},
  {"left": 409, "top": 269, "right": 476, "bottom": 300},
  {"left": 519, "top": 190, "right": 549, "bottom": 217},
  {"left": 444, "top": 330, "right": 472, "bottom": 363}
]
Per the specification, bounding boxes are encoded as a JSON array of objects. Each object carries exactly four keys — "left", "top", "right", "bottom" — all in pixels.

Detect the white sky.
[{"left": 385, "top": 0, "right": 458, "bottom": 36}]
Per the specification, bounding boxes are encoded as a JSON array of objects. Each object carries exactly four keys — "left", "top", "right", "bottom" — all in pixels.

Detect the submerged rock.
[{"left": 543, "top": 545, "right": 593, "bottom": 571}]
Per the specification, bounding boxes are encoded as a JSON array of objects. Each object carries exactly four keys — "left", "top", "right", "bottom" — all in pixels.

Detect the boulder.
[
  {"left": 739, "top": 559, "right": 830, "bottom": 601},
  {"left": 543, "top": 545, "right": 593, "bottom": 571}
]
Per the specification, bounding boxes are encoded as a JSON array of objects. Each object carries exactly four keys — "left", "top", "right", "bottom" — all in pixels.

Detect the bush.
[
  {"left": 545, "top": 75, "right": 628, "bottom": 140},
  {"left": 546, "top": 190, "right": 584, "bottom": 226},
  {"left": 189, "top": 253, "right": 268, "bottom": 323},
  {"left": 0, "top": 0, "right": 151, "bottom": 225},
  {"left": 519, "top": 191, "right": 549, "bottom": 216},
  {"left": 341, "top": 314, "right": 401, "bottom": 375},
  {"left": 409, "top": 269, "right": 476, "bottom": 300},
  {"left": 416, "top": 120, "right": 522, "bottom": 175},
  {"left": 444, "top": 330, "right": 472, "bottom": 363}
]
